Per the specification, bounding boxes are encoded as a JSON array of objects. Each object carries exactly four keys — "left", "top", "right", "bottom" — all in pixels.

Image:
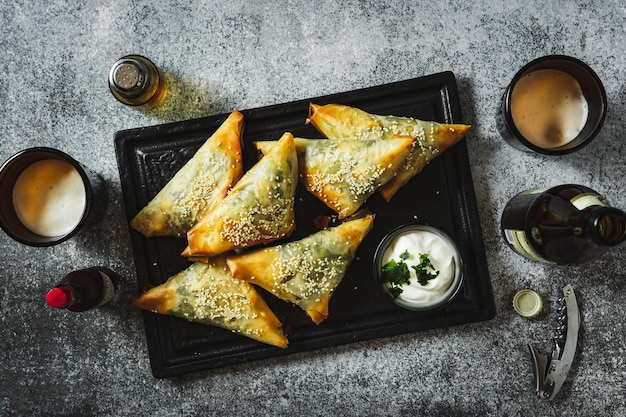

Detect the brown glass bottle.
[
  {"left": 501, "top": 184, "right": 626, "bottom": 265},
  {"left": 46, "top": 267, "right": 118, "bottom": 312},
  {"left": 108, "top": 55, "right": 168, "bottom": 110}
]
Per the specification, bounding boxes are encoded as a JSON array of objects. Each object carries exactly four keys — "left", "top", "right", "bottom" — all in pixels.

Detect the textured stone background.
[{"left": 1, "top": 0, "right": 625, "bottom": 416}]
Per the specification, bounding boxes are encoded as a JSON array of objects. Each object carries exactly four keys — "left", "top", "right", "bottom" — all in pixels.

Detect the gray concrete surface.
[{"left": 1, "top": 0, "right": 625, "bottom": 415}]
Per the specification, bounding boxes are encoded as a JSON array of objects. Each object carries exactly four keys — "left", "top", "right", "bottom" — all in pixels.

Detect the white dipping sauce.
[
  {"left": 12, "top": 159, "right": 86, "bottom": 237},
  {"left": 382, "top": 229, "right": 455, "bottom": 304}
]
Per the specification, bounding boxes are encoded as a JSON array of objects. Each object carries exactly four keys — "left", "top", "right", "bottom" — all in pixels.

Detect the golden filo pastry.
[
  {"left": 307, "top": 103, "right": 471, "bottom": 201},
  {"left": 183, "top": 132, "right": 298, "bottom": 258},
  {"left": 130, "top": 110, "right": 244, "bottom": 237},
  {"left": 255, "top": 137, "right": 415, "bottom": 219},
  {"left": 132, "top": 259, "right": 288, "bottom": 348},
  {"left": 227, "top": 214, "right": 375, "bottom": 324}
]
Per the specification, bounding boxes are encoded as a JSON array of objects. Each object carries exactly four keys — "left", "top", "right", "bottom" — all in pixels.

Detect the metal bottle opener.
[{"left": 528, "top": 284, "right": 580, "bottom": 401}]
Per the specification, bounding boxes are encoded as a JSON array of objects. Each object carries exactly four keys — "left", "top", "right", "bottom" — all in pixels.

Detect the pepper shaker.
[{"left": 108, "top": 54, "right": 168, "bottom": 110}]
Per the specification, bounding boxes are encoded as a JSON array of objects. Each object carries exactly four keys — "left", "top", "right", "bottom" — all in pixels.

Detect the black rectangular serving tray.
[{"left": 115, "top": 71, "right": 496, "bottom": 378}]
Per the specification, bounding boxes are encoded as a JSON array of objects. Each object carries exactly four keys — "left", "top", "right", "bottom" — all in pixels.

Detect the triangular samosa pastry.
[
  {"left": 255, "top": 137, "right": 414, "bottom": 219},
  {"left": 183, "top": 132, "right": 298, "bottom": 258},
  {"left": 132, "top": 259, "right": 288, "bottom": 348},
  {"left": 307, "top": 103, "right": 471, "bottom": 201},
  {"left": 130, "top": 110, "right": 244, "bottom": 237},
  {"left": 226, "top": 214, "right": 375, "bottom": 324}
]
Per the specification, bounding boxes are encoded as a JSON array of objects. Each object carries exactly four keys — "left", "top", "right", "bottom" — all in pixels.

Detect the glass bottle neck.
[
  {"left": 59, "top": 284, "right": 78, "bottom": 306},
  {"left": 587, "top": 207, "right": 626, "bottom": 247},
  {"left": 46, "top": 285, "right": 77, "bottom": 308}
]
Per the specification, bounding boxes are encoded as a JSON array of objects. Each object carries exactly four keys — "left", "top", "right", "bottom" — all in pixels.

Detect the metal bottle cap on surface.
[{"left": 513, "top": 289, "right": 543, "bottom": 318}]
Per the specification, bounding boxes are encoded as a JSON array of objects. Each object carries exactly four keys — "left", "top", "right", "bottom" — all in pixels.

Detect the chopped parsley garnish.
[
  {"left": 381, "top": 251, "right": 439, "bottom": 298},
  {"left": 382, "top": 259, "right": 410, "bottom": 287},
  {"left": 412, "top": 253, "right": 439, "bottom": 286}
]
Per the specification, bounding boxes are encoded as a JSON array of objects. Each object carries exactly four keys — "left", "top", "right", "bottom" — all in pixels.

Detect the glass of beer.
[
  {"left": 498, "top": 55, "right": 606, "bottom": 155},
  {"left": 0, "top": 148, "right": 106, "bottom": 246}
]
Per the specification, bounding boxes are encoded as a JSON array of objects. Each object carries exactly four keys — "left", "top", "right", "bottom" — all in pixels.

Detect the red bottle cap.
[{"left": 46, "top": 287, "right": 68, "bottom": 308}]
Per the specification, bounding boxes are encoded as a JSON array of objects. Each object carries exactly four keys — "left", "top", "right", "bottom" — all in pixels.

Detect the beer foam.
[
  {"left": 12, "top": 159, "right": 86, "bottom": 237},
  {"left": 511, "top": 69, "right": 588, "bottom": 149}
]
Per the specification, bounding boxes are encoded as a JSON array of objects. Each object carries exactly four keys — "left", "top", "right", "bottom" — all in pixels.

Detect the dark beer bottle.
[
  {"left": 46, "top": 267, "right": 118, "bottom": 311},
  {"left": 501, "top": 184, "right": 626, "bottom": 265}
]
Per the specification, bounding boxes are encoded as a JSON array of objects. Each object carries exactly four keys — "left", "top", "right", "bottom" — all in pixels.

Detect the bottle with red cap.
[{"left": 46, "top": 267, "right": 118, "bottom": 312}]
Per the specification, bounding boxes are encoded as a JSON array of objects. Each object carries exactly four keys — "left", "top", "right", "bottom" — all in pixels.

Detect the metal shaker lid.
[{"left": 108, "top": 56, "right": 150, "bottom": 97}]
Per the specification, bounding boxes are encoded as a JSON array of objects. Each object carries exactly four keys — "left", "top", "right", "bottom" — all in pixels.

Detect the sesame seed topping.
[
  {"left": 296, "top": 139, "right": 407, "bottom": 218},
  {"left": 173, "top": 263, "right": 255, "bottom": 323},
  {"left": 162, "top": 261, "right": 284, "bottom": 345},
  {"left": 219, "top": 197, "right": 296, "bottom": 246},
  {"left": 252, "top": 220, "right": 366, "bottom": 307},
  {"left": 271, "top": 241, "right": 350, "bottom": 303}
]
